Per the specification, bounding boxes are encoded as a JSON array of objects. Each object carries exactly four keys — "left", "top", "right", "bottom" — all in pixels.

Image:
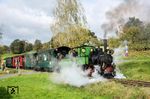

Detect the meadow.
[{"left": 0, "top": 51, "right": 150, "bottom": 99}]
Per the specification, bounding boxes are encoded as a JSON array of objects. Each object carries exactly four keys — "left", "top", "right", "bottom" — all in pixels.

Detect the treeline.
[
  {"left": 0, "top": 39, "right": 45, "bottom": 54},
  {"left": 109, "top": 17, "right": 150, "bottom": 51}
]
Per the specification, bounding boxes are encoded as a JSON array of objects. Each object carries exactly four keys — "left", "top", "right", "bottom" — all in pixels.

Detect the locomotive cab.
[{"left": 54, "top": 46, "right": 71, "bottom": 59}]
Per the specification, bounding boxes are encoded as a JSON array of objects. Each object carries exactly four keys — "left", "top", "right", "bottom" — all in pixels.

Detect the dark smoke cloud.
[{"left": 101, "top": 0, "right": 150, "bottom": 38}]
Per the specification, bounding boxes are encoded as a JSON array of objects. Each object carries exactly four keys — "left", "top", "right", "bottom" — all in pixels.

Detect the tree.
[
  {"left": 124, "top": 17, "right": 143, "bottom": 28},
  {"left": 108, "top": 38, "right": 120, "bottom": 48},
  {"left": 10, "top": 39, "right": 33, "bottom": 54},
  {"left": 24, "top": 42, "right": 33, "bottom": 52},
  {"left": 42, "top": 41, "right": 51, "bottom": 50},
  {"left": 0, "top": 32, "right": 3, "bottom": 52},
  {"left": 0, "top": 45, "right": 10, "bottom": 54},
  {"left": 51, "top": 0, "right": 87, "bottom": 35},
  {"left": 10, "top": 39, "right": 25, "bottom": 54},
  {"left": 51, "top": 28, "right": 102, "bottom": 48},
  {"left": 0, "top": 33, "right": 3, "bottom": 66},
  {"left": 120, "top": 17, "right": 150, "bottom": 50},
  {"left": 33, "top": 39, "right": 42, "bottom": 51},
  {"left": 50, "top": 0, "right": 101, "bottom": 48},
  {"left": 142, "top": 24, "right": 150, "bottom": 50}
]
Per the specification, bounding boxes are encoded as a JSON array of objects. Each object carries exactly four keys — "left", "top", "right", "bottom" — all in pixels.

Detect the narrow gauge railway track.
[{"left": 112, "top": 79, "right": 150, "bottom": 87}]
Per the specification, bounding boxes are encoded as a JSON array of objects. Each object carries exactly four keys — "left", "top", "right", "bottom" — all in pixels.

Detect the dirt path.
[
  {"left": 113, "top": 79, "right": 150, "bottom": 87},
  {"left": 0, "top": 70, "right": 39, "bottom": 80}
]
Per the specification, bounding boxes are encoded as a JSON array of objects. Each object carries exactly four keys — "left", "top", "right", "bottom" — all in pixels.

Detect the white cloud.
[{"left": 0, "top": 0, "right": 56, "bottom": 45}]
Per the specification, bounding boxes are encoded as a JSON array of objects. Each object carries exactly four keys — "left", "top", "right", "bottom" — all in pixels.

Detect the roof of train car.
[
  {"left": 36, "top": 48, "right": 55, "bottom": 54},
  {"left": 72, "top": 45, "right": 96, "bottom": 49},
  {"left": 3, "top": 51, "right": 37, "bottom": 59},
  {"left": 3, "top": 45, "right": 96, "bottom": 59}
]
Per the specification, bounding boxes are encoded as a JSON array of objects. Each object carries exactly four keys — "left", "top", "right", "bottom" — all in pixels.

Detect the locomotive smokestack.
[{"left": 103, "top": 39, "right": 107, "bottom": 53}]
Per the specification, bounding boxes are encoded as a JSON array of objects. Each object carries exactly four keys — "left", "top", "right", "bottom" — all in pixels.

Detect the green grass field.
[
  {"left": 0, "top": 73, "right": 150, "bottom": 99},
  {"left": 0, "top": 51, "right": 150, "bottom": 99},
  {"left": 119, "top": 50, "right": 150, "bottom": 81}
]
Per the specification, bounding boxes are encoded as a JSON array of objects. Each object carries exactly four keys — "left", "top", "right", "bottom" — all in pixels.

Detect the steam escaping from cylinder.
[{"left": 51, "top": 61, "right": 107, "bottom": 87}]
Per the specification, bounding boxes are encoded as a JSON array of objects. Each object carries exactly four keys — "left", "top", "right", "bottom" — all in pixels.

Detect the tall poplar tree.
[
  {"left": 50, "top": 0, "right": 101, "bottom": 48},
  {"left": 51, "top": 0, "right": 87, "bottom": 35}
]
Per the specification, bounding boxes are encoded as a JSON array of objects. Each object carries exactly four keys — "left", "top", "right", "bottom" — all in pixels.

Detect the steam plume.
[{"left": 101, "top": 0, "right": 150, "bottom": 37}]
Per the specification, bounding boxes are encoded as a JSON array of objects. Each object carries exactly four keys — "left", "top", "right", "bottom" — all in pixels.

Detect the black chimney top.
[{"left": 103, "top": 39, "right": 107, "bottom": 53}]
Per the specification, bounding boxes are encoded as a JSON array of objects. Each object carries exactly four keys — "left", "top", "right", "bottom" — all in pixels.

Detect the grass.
[
  {"left": 119, "top": 50, "right": 150, "bottom": 81},
  {"left": 0, "top": 73, "right": 110, "bottom": 99},
  {"left": 119, "top": 61, "right": 150, "bottom": 81},
  {"left": 0, "top": 68, "right": 31, "bottom": 76},
  {"left": 123, "top": 50, "right": 150, "bottom": 61},
  {"left": 0, "top": 73, "right": 150, "bottom": 99},
  {"left": 85, "top": 81, "right": 150, "bottom": 99}
]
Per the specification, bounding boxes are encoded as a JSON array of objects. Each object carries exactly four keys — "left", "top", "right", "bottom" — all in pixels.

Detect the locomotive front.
[
  {"left": 88, "top": 39, "right": 116, "bottom": 78},
  {"left": 100, "top": 39, "right": 116, "bottom": 78}
]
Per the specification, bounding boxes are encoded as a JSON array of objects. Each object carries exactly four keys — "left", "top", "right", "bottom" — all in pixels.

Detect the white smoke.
[
  {"left": 51, "top": 61, "right": 107, "bottom": 87},
  {"left": 112, "top": 41, "right": 129, "bottom": 79},
  {"left": 113, "top": 46, "right": 124, "bottom": 64},
  {"left": 51, "top": 44, "right": 129, "bottom": 87}
]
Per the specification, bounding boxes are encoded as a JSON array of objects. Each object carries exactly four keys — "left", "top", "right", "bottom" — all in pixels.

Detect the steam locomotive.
[{"left": 3, "top": 40, "right": 116, "bottom": 78}]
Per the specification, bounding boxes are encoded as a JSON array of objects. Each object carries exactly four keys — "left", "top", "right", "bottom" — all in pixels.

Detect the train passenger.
[
  {"left": 85, "top": 64, "right": 94, "bottom": 77},
  {"left": 125, "top": 45, "right": 128, "bottom": 56},
  {"left": 57, "top": 53, "right": 64, "bottom": 61},
  {"left": 70, "top": 50, "right": 78, "bottom": 57},
  {"left": 1, "top": 60, "right": 6, "bottom": 71}
]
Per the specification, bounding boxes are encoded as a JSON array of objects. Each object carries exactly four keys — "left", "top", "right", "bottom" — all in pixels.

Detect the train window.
[
  {"left": 82, "top": 48, "right": 86, "bottom": 53},
  {"left": 38, "top": 55, "right": 42, "bottom": 61},
  {"left": 6, "top": 58, "right": 12, "bottom": 65},
  {"left": 43, "top": 54, "right": 47, "bottom": 61},
  {"left": 35, "top": 56, "right": 39, "bottom": 61},
  {"left": 48, "top": 54, "right": 51, "bottom": 61}
]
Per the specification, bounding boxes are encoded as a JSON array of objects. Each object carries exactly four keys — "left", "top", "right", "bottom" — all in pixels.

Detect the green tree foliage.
[
  {"left": 108, "top": 38, "right": 120, "bottom": 48},
  {"left": 120, "top": 17, "right": 150, "bottom": 50},
  {"left": 0, "top": 33, "right": 2, "bottom": 65},
  {"left": 0, "top": 45, "right": 10, "bottom": 54},
  {"left": 10, "top": 39, "right": 33, "bottom": 54},
  {"left": 50, "top": 0, "right": 101, "bottom": 48},
  {"left": 33, "top": 39, "right": 42, "bottom": 51},
  {"left": 10, "top": 39, "right": 24, "bottom": 54},
  {"left": 24, "top": 42, "right": 33, "bottom": 52},
  {"left": 42, "top": 41, "right": 51, "bottom": 50},
  {"left": 142, "top": 24, "right": 150, "bottom": 50},
  {"left": 51, "top": 27, "right": 101, "bottom": 48}
]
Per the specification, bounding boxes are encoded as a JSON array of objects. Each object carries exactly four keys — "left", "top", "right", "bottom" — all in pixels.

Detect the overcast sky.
[{"left": 0, "top": 0, "right": 145, "bottom": 45}]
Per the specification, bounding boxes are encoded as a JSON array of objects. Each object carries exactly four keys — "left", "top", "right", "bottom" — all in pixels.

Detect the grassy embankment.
[
  {"left": 0, "top": 51, "right": 150, "bottom": 99},
  {"left": 119, "top": 50, "right": 150, "bottom": 81}
]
